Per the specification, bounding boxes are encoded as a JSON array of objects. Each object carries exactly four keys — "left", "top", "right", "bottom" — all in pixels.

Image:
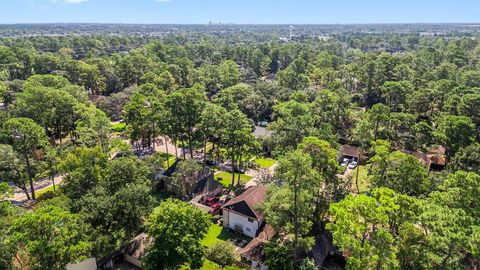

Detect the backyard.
[
  {"left": 351, "top": 165, "right": 369, "bottom": 193},
  {"left": 255, "top": 157, "right": 276, "bottom": 168},
  {"left": 214, "top": 171, "right": 252, "bottom": 187},
  {"left": 201, "top": 223, "right": 250, "bottom": 248}
]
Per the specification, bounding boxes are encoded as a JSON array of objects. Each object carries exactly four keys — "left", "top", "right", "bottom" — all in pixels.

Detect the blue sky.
[{"left": 0, "top": 0, "right": 479, "bottom": 24}]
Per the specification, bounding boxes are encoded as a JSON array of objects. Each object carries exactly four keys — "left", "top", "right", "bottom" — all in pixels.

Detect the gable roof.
[
  {"left": 341, "top": 145, "right": 362, "bottom": 158},
  {"left": 223, "top": 186, "right": 267, "bottom": 220},
  {"left": 399, "top": 149, "right": 432, "bottom": 168}
]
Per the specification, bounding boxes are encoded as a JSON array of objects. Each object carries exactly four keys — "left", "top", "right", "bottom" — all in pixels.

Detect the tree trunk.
[
  {"left": 21, "top": 186, "right": 31, "bottom": 200},
  {"left": 188, "top": 134, "right": 194, "bottom": 159},
  {"left": 165, "top": 136, "right": 170, "bottom": 167},
  {"left": 231, "top": 147, "right": 236, "bottom": 187},
  {"left": 174, "top": 138, "right": 178, "bottom": 158},
  {"left": 24, "top": 155, "right": 36, "bottom": 200},
  {"left": 51, "top": 175, "right": 56, "bottom": 192},
  {"left": 203, "top": 137, "right": 208, "bottom": 167}
]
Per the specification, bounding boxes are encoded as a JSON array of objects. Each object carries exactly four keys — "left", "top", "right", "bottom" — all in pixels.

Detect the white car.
[
  {"left": 348, "top": 161, "right": 358, "bottom": 169},
  {"left": 340, "top": 158, "right": 349, "bottom": 167}
]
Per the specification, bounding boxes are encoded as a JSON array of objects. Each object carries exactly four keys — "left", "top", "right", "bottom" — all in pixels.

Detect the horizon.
[
  {"left": 1, "top": 0, "right": 480, "bottom": 24},
  {"left": 2, "top": 22, "right": 480, "bottom": 25}
]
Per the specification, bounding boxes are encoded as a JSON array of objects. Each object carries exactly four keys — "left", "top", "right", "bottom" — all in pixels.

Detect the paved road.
[{"left": 10, "top": 174, "right": 63, "bottom": 202}]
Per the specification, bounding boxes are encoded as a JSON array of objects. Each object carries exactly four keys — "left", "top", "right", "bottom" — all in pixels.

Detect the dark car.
[
  {"left": 209, "top": 203, "right": 222, "bottom": 215},
  {"left": 206, "top": 196, "right": 220, "bottom": 206}
]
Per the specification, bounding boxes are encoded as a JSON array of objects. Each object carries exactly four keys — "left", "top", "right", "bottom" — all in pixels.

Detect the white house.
[{"left": 222, "top": 186, "right": 267, "bottom": 238}]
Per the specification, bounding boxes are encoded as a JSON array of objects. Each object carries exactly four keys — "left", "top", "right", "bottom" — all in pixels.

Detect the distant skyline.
[{"left": 1, "top": 0, "right": 479, "bottom": 24}]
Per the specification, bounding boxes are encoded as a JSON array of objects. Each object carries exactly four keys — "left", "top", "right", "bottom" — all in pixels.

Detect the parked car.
[
  {"left": 206, "top": 196, "right": 220, "bottom": 206},
  {"left": 258, "top": 121, "right": 269, "bottom": 127},
  {"left": 209, "top": 203, "right": 222, "bottom": 214},
  {"left": 340, "top": 158, "right": 350, "bottom": 167},
  {"left": 348, "top": 160, "right": 358, "bottom": 169}
]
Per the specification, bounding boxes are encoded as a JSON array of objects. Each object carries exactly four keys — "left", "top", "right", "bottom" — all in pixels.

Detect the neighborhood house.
[{"left": 222, "top": 186, "right": 267, "bottom": 238}]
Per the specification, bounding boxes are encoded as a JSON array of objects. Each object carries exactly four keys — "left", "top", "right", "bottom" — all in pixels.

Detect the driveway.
[
  {"left": 245, "top": 163, "right": 277, "bottom": 188},
  {"left": 10, "top": 174, "right": 63, "bottom": 202}
]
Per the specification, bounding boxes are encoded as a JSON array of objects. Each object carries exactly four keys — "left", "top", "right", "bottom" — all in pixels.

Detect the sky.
[{"left": 0, "top": 0, "right": 479, "bottom": 24}]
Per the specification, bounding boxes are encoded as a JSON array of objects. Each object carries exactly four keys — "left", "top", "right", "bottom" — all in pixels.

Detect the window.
[{"left": 248, "top": 218, "right": 254, "bottom": 223}]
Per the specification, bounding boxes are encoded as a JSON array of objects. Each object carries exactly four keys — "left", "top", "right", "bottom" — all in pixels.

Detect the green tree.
[
  {"left": 60, "top": 147, "right": 108, "bottom": 200},
  {"left": 207, "top": 242, "right": 239, "bottom": 269},
  {"left": 1, "top": 118, "right": 49, "bottom": 200},
  {"left": 0, "top": 183, "right": 14, "bottom": 270},
  {"left": 76, "top": 104, "right": 111, "bottom": 153},
  {"left": 269, "top": 100, "right": 314, "bottom": 154},
  {"left": 264, "top": 241, "right": 294, "bottom": 270},
  {"left": 0, "top": 144, "right": 31, "bottom": 199},
  {"left": 448, "top": 143, "right": 480, "bottom": 174},
  {"left": 327, "top": 188, "right": 419, "bottom": 270},
  {"left": 170, "top": 159, "right": 202, "bottom": 197},
  {"left": 144, "top": 199, "right": 210, "bottom": 270},
  {"left": 435, "top": 115, "right": 475, "bottom": 160},
  {"left": 369, "top": 149, "right": 430, "bottom": 197},
  {"left": 222, "top": 109, "right": 256, "bottom": 186},
  {"left": 165, "top": 85, "right": 206, "bottom": 159},
  {"left": 262, "top": 150, "right": 317, "bottom": 262},
  {"left": 10, "top": 206, "right": 92, "bottom": 270}
]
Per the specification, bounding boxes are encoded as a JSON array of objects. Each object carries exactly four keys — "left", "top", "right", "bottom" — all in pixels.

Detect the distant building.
[
  {"left": 338, "top": 145, "right": 364, "bottom": 162},
  {"left": 222, "top": 186, "right": 267, "bottom": 238},
  {"left": 427, "top": 146, "right": 447, "bottom": 171},
  {"left": 239, "top": 224, "right": 276, "bottom": 270},
  {"left": 399, "top": 149, "right": 432, "bottom": 170},
  {"left": 97, "top": 233, "right": 149, "bottom": 270},
  {"left": 157, "top": 160, "right": 222, "bottom": 199}
]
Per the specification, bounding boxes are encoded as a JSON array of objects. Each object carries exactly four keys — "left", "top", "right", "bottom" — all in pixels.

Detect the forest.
[{"left": 0, "top": 24, "right": 480, "bottom": 270}]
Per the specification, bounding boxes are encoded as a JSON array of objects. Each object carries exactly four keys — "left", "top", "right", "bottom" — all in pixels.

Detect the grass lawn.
[
  {"left": 214, "top": 171, "right": 252, "bottom": 188},
  {"left": 36, "top": 185, "right": 59, "bottom": 199},
  {"left": 255, "top": 157, "right": 276, "bottom": 168},
  {"left": 181, "top": 224, "right": 249, "bottom": 269},
  {"left": 181, "top": 259, "right": 244, "bottom": 270},
  {"left": 201, "top": 223, "right": 251, "bottom": 248},
  {"left": 157, "top": 152, "right": 176, "bottom": 168},
  {"left": 351, "top": 165, "right": 370, "bottom": 193},
  {"left": 111, "top": 122, "right": 126, "bottom": 132}
]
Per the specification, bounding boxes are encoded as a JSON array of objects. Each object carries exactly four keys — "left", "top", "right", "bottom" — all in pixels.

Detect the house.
[
  {"left": 427, "top": 146, "right": 447, "bottom": 171},
  {"left": 97, "top": 233, "right": 149, "bottom": 270},
  {"left": 222, "top": 186, "right": 267, "bottom": 238},
  {"left": 157, "top": 160, "right": 221, "bottom": 200},
  {"left": 399, "top": 149, "right": 432, "bottom": 171},
  {"left": 311, "top": 231, "right": 346, "bottom": 270},
  {"left": 239, "top": 224, "right": 276, "bottom": 270},
  {"left": 338, "top": 145, "right": 364, "bottom": 162}
]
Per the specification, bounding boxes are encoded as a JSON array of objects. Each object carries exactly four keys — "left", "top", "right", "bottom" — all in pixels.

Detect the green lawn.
[
  {"left": 201, "top": 223, "right": 248, "bottom": 248},
  {"left": 215, "top": 171, "right": 252, "bottom": 188},
  {"left": 36, "top": 185, "right": 59, "bottom": 200},
  {"left": 164, "top": 156, "right": 177, "bottom": 168},
  {"left": 177, "top": 223, "right": 250, "bottom": 269},
  {"left": 255, "top": 157, "right": 276, "bottom": 168},
  {"left": 351, "top": 165, "right": 370, "bottom": 193},
  {"left": 157, "top": 152, "right": 176, "bottom": 168},
  {"left": 111, "top": 122, "right": 126, "bottom": 132},
  {"left": 181, "top": 259, "right": 244, "bottom": 270}
]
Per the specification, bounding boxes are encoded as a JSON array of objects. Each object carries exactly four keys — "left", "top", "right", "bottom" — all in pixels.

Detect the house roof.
[
  {"left": 223, "top": 186, "right": 267, "bottom": 220},
  {"left": 399, "top": 149, "right": 432, "bottom": 168},
  {"left": 239, "top": 224, "right": 276, "bottom": 263},
  {"left": 427, "top": 146, "right": 447, "bottom": 166},
  {"left": 341, "top": 145, "right": 361, "bottom": 158}
]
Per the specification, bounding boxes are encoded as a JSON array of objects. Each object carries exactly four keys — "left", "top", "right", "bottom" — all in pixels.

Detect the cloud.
[{"left": 51, "top": 0, "right": 88, "bottom": 4}]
